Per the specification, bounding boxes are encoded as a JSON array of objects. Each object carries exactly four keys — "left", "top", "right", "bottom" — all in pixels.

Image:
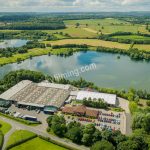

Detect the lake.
[
  {"left": 0, "top": 51, "right": 150, "bottom": 91},
  {"left": 0, "top": 39, "right": 28, "bottom": 48}
]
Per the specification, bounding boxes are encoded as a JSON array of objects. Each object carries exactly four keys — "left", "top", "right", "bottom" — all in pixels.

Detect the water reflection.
[
  {"left": 0, "top": 39, "right": 28, "bottom": 48},
  {"left": 0, "top": 51, "right": 150, "bottom": 91}
]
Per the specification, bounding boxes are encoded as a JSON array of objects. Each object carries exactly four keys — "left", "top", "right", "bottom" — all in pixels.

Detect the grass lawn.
[
  {"left": 6, "top": 130, "right": 36, "bottom": 147},
  {"left": 0, "top": 120, "right": 12, "bottom": 135},
  {"left": 10, "top": 137, "right": 68, "bottom": 150}
]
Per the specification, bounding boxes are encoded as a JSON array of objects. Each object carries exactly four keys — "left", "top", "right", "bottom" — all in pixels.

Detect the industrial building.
[
  {"left": 70, "top": 90, "right": 117, "bottom": 106},
  {"left": 0, "top": 80, "right": 117, "bottom": 114},
  {"left": 0, "top": 80, "right": 72, "bottom": 113}
]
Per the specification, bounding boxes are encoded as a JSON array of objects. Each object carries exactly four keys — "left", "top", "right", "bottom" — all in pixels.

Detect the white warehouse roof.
[
  {"left": 37, "top": 82, "right": 71, "bottom": 90},
  {"left": 76, "top": 91, "right": 117, "bottom": 105},
  {"left": 0, "top": 80, "right": 32, "bottom": 100}
]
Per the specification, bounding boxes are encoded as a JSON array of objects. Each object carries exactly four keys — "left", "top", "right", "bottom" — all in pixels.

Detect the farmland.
[
  {"left": 41, "top": 18, "right": 150, "bottom": 38},
  {"left": 64, "top": 18, "right": 149, "bottom": 35},
  {"left": 44, "top": 39, "right": 150, "bottom": 51},
  {"left": 0, "top": 14, "right": 150, "bottom": 68},
  {"left": 45, "top": 39, "right": 130, "bottom": 49}
]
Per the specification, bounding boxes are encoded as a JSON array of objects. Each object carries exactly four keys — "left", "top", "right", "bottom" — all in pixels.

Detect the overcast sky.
[{"left": 0, "top": 0, "right": 149, "bottom": 12}]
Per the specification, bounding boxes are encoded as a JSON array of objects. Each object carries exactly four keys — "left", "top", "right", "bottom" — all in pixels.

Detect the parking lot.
[
  {"left": 8, "top": 105, "right": 49, "bottom": 129},
  {"left": 63, "top": 108, "right": 126, "bottom": 134}
]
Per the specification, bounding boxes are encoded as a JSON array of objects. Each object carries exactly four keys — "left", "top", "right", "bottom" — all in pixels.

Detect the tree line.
[
  {"left": 83, "top": 98, "right": 108, "bottom": 109},
  {"left": 99, "top": 32, "right": 150, "bottom": 44},
  {"left": 0, "top": 20, "right": 65, "bottom": 30},
  {"left": 46, "top": 114, "right": 149, "bottom": 150},
  {"left": 0, "top": 40, "right": 45, "bottom": 58},
  {"left": 1, "top": 70, "right": 150, "bottom": 101}
]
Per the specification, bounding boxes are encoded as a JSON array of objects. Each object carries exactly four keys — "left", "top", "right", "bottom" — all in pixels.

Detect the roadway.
[{"left": 0, "top": 116, "right": 89, "bottom": 150}]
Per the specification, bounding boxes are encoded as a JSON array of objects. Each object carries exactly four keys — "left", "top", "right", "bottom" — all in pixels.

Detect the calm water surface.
[
  {"left": 0, "top": 39, "right": 28, "bottom": 48},
  {"left": 0, "top": 51, "right": 150, "bottom": 91}
]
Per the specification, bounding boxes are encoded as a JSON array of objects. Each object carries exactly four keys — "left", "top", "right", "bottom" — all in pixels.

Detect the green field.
[
  {"left": 45, "top": 39, "right": 131, "bottom": 50},
  {"left": 10, "top": 137, "right": 68, "bottom": 150},
  {"left": 64, "top": 18, "right": 149, "bottom": 35},
  {"left": 43, "top": 27, "right": 97, "bottom": 38},
  {"left": 0, "top": 48, "right": 52, "bottom": 65},
  {"left": 112, "top": 35, "right": 150, "bottom": 41},
  {"left": 0, "top": 120, "right": 12, "bottom": 135},
  {"left": 0, "top": 18, "right": 150, "bottom": 65},
  {"left": 134, "top": 44, "right": 150, "bottom": 51},
  {"left": 43, "top": 18, "right": 148, "bottom": 38},
  {"left": 6, "top": 130, "right": 37, "bottom": 147},
  {"left": 46, "top": 39, "right": 150, "bottom": 51}
]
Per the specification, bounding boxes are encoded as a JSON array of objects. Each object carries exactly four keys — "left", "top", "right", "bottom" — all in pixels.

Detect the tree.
[
  {"left": 91, "top": 140, "right": 115, "bottom": 150},
  {"left": 117, "top": 140, "right": 139, "bottom": 150},
  {"left": 75, "top": 23, "right": 80, "bottom": 28},
  {"left": 132, "top": 113, "right": 145, "bottom": 130},
  {"left": 82, "top": 124, "right": 96, "bottom": 146},
  {"left": 66, "top": 121, "right": 83, "bottom": 144},
  {"left": 92, "top": 129, "right": 102, "bottom": 143},
  {"left": 111, "top": 130, "right": 127, "bottom": 146},
  {"left": 146, "top": 101, "right": 150, "bottom": 106},
  {"left": 130, "top": 135, "right": 148, "bottom": 150},
  {"left": 46, "top": 116, "right": 53, "bottom": 127},
  {"left": 101, "top": 130, "right": 112, "bottom": 141},
  {"left": 66, "top": 126, "right": 83, "bottom": 143},
  {"left": 51, "top": 115, "right": 66, "bottom": 137},
  {"left": 146, "top": 23, "right": 149, "bottom": 30},
  {"left": 143, "top": 114, "right": 150, "bottom": 133}
]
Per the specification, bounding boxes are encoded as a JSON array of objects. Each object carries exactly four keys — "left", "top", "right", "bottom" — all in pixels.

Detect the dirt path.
[{"left": 83, "top": 28, "right": 98, "bottom": 34}]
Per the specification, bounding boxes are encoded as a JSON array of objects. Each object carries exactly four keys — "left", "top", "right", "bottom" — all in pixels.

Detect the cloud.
[
  {"left": 121, "top": 0, "right": 144, "bottom": 5},
  {"left": 0, "top": 0, "right": 149, "bottom": 12}
]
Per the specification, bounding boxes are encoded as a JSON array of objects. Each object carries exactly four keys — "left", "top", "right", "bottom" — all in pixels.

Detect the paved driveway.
[{"left": 0, "top": 116, "right": 89, "bottom": 150}]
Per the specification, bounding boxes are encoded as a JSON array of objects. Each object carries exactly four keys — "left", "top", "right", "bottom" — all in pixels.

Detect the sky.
[{"left": 0, "top": 0, "right": 149, "bottom": 12}]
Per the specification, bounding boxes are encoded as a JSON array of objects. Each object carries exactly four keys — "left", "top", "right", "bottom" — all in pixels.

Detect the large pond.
[
  {"left": 0, "top": 51, "right": 150, "bottom": 91},
  {"left": 0, "top": 39, "right": 28, "bottom": 48}
]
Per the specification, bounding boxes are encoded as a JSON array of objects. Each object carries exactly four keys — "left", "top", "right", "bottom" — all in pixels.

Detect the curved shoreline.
[{"left": 0, "top": 38, "right": 150, "bottom": 66}]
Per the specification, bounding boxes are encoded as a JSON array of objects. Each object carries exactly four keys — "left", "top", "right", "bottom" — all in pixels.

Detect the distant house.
[{"left": 62, "top": 105, "right": 99, "bottom": 118}]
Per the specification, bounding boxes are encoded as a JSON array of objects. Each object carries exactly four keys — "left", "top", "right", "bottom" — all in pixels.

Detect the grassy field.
[
  {"left": 6, "top": 130, "right": 36, "bottom": 147},
  {"left": 10, "top": 137, "right": 68, "bottom": 150},
  {"left": 133, "top": 44, "right": 150, "bottom": 51},
  {"left": 0, "top": 48, "right": 52, "bottom": 65},
  {"left": 43, "top": 18, "right": 143, "bottom": 38},
  {"left": 0, "top": 19, "right": 149, "bottom": 39},
  {"left": 0, "top": 120, "right": 12, "bottom": 135},
  {"left": 45, "top": 39, "right": 131, "bottom": 50},
  {"left": 112, "top": 35, "right": 150, "bottom": 41},
  {"left": 43, "top": 27, "right": 97, "bottom": 38},
  {"left": 64, "top": 18, "right": 149, "bottom": 35},
  {"left": 45, "top": 39, "right": 150, "bottom": 51}
]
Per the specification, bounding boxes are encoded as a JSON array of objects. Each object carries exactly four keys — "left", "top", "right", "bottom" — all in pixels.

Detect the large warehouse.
[
  {"left": 0, "top": 80, "right": 72, "bottom": 113},
  {"left": 71, "top": 91, "right": 117, "bottom": 106}
]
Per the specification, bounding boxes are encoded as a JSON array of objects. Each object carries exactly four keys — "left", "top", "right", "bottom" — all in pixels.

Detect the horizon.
[{"left": 0, "top": 0, "right": 149, "bottom": 12}]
